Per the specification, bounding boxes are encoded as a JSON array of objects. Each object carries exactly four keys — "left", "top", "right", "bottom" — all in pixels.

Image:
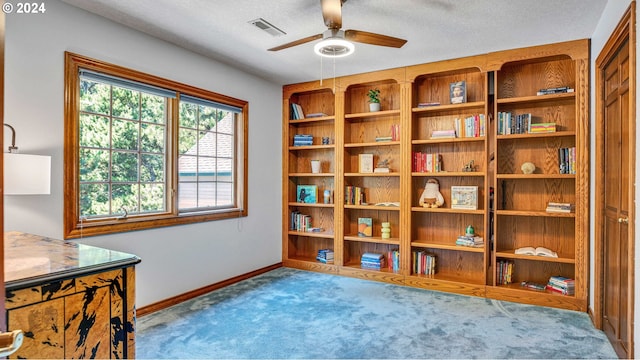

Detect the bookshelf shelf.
[{"left": 282, "top": 40, "right": 589, "bottom": 311}]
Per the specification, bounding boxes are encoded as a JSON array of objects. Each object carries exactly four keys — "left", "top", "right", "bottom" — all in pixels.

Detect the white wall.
[
  {"left": 589, "top": 0, "right": 639, "bottom": 351},
  {"left": 4, "top": 1, "right": 282, "bottom": 307}
]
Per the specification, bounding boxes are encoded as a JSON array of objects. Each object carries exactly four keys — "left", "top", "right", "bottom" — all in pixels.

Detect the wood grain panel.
[
  {"left": 65, "top": 286, "right": 111, "bottom": 359},
  {"left": 9, "top": 298, "right": 64, "bottom": 359}
]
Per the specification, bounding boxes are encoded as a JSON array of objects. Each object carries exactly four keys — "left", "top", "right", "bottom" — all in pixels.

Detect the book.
[
  {"left": 358, "top": 218, "right": 373, "bottom": 237},
  {"left": 296, "top": 185, "right": 317, "bottom": 204},
  {"left": 306, "top": 112, "right": 328, "bottom": 118},
  {"left": 450, "top": 81, "right": 466, "bottom": 104},
  {"left": 373, "top": 201, "right": 400, "bottom": 207},
  {"left": 546, "top": 202, "right": 574, "bottom": 213},
  {"left": 430, "top": 129, "right": 456, "bottom": 139},
  {"left": 358, "top": 153, "right": 374, "bottom": 173},
  {"left": 514, "top": 246, "right": 558, "bottom": 258},
  {"left": 417, "top": 102, "right": 441, "bottom": 107},
  {"left": 450, "top": 186, "right": 478, "bottom": 210}
]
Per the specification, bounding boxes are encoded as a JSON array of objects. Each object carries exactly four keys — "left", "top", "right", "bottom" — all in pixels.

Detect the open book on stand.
[{"left": 514, "top": 246, "right": 558, "bottom": 258}]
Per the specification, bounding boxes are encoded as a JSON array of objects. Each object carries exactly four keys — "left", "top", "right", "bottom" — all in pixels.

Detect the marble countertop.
[{"left": 4, "top": 231, "right": 141, "bottom": 290}]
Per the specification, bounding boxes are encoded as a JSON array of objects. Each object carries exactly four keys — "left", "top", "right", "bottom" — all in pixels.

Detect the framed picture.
[
  {"left": 451, "top": 186, "right": 478, "bottom": 210},
  {"left": 296, "top": 185, "right": 318, "bottom": 204},
  {"left": 358, "top": 217, "right": 373, "bottom": 237},
  {"left": 450, "top": 81, "right": 467, "bottom": 104},
  {"left": 359, "top": 153, "right": 374, "bottom": 173}
]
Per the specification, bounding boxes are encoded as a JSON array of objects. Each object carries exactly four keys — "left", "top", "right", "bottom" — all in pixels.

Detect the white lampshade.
[{"left": 4, "top": 153, "right": 51, "bottom": 195}]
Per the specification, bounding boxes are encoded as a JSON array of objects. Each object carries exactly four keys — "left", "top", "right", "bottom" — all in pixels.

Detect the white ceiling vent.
[{"left": 249, "top": 18, "right": 286, "bottom": 37}]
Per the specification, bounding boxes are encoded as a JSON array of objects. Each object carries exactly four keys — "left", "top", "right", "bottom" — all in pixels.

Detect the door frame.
[{"left": 594, "top": 1, "right": 636, "bottom": 357}]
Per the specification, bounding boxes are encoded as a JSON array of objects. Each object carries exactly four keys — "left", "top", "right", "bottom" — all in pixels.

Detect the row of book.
[
  {"left": 546, "top": 202, "right": 574, "bottom": 213},
  {"left": 537, "top": 86, "right": 574, "bottom": 96},
  {"left": 412, "top": 152, "right": 444, "bottom": 173},
  {"left": 546, "top": 276, "right": 575, "bottom": 295},
  {"left": 290, "top": 211, "right": 311, "bottom": 231},
  {"left": 316, "top": 249, "right": 334, "bottom": 264},
  {"left": 455, "top": 235, "right": 484, "bottom": 248},
  {"left": 412, "top": 250, "right": 436, "bottom": 275},
  {"left": 497, "top": 112, "right": 558, "bottom": 135},
  {"left": 361, "top": 252, "right": 386, "bottom": 270},
  {"left": 559, "top": 147, "right": 576, "bottom": 174},
  {"left": 497, "top": 260, "right": 514, "bottom": 285},
  {"left": 290, "top": 103, "right": 305, "bottom": 120},
  {"left": 293, "top": 134, "right": 313, "bottom": 146},
  {"left": 387, "top": 249, "right": 400, "bottom": 273},
  {"left": 454, "top": 114, "right": 486, "bottom": 138},
  {"left": 375, "top": 124, "right": 400, "bottom": 142},
  {"left": 345, "top": 185, "right": 366, "bottom": 205}
]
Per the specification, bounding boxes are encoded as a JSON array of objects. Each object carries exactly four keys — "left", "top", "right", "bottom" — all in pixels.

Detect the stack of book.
[
  {"left": 455, "top": 235, "right": 484, "bottom": 248},
  {"left": 387, "top": 249, "right": 400, "bottom": 273},
  {"left": 412, "top": 152, "right": 443, "bottom": 172},
  {"left": 361, "top": 252, "right": 385, "bottom": 270},
  {"left": 497, "top": 260, "right": 514, "bottom": 285},
  {"left": 290, "top": 103, "right": 305, "bottom": 119},
  {"left": 546, "top": 276, "right": 575, "bottom": 295},
  {"left": 417, "top": 102, "right": 440, "bottom": 107},
  {"left": 430, "top": 129, "right": 456, "bottom": 139},
  {"left": 546, "top": 202, "right": 574, "bottom": 213},
  {"left": 316, "top": 249, "right": 334, "bottom": 264},
  {"left": 559, "top": 147, "right": 576, "bottom": 174},
  {"left": 290, "top": 211, "right": 311, "bottom": 231},
  {"left": 536, "top": 86, "right": 574, "bottom": 96},
  {"left": 412, "top": 250, "right": 436, "bottom": 275},
  {"left": 529, "top": 122, "right": 556, "bottom": 133},
  {"left": 293, "top": 134, "right": 313, "bottom": 146}
]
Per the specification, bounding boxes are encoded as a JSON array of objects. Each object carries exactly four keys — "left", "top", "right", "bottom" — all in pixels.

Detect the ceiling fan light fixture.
[{"left": 314, "top": 37, "right": 354, "bottom": 58}]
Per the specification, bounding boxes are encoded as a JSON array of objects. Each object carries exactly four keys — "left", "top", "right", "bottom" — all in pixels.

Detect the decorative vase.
[{"left": 369, "top": 102, "right": 381, "bottom": 112}]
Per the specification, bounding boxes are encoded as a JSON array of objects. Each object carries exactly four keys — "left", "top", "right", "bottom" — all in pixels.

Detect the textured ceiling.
[{"left": 60, "top": 0, "right": 607, "bottom": 85}]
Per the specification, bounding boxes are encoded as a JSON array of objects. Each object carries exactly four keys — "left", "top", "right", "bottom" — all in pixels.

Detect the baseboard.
[{"left": 137, "top": 262, "right": 283, "bottom": 317}]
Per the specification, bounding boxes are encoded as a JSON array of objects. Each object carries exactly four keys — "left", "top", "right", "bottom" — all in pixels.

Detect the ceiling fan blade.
[
  {"left": 321, "top": 0, "right": 342, "bottom": 30},
  {"left": 268, "top": 33, "right": 323, "bottom": 51},
  {"left": 345, "top": 29, "right": 407, "bottom": 48}
]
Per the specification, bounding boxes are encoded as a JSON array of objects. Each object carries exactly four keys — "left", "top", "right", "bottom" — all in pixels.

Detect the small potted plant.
[{"left": 367, "top": 89, "right": 381, "bottom": 112}]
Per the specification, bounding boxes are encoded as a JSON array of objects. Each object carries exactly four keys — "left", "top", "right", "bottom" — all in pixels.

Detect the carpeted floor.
[{"left": 136, "top": 267, "right": 617, "bottom": 359}]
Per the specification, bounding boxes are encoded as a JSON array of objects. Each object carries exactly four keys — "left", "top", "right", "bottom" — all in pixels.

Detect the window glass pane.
[
  {"left": 197, "top": 182, "right": 216, "bottom": 207},
  {"left": 216, "top": 133, "right": 233, "bottom": 158},
  {"left": 112, "top": 152, "right": 139, "bottom": 182},
  {"left": 80, "top": 183, "right": 110, "bottom": 217},
  {"left": 80, "top": 79, "right": 110, "bottom": 115},
  {"left": 112, "top": 86, "right": 140, "bottom": 120},
  {"left": 141, "top": 123, "right": 165, "bottom": 153},
  {"left": 80, "top": 148, "right": 109, "bottom": 182},
  {"left": 112, "top": 119, "right": 139, "bottom": 151},
  {"left": 140, "top": 183, "right": 164, "bottom": 212},
  {"left": 141, "top": 93, "right": 166, "bottom": 124},
  {"left": 179, "top": 128, "right": 198, "bottom": 155},
  {"left": 217, "top": 158, "right": 233, "bottom": 182},
  {"left": 178, "top": 182, "right": 197, "bottom": 209},
  {"left": 197, "top": 157, "right": 216, "bottom": 182},
  {"left": 198, "top": 105, "right": 217, "bottom": 131},
  {"left": 141, "top": 154, "right": 164, "bottom": 182},
  {"left": 217, "top": 112, "right": 234, "bottom": 134},
  {"left": 80, "top": 114, "right": 110, "bottom": 148},
  {"left": 112, "top": 184, "right": 139, "bottom": 214},
  {"left": 178, "top": 155, "right": 197, "bottom": 181},
  {"left": 217, "top": 182, "right": 234, "bottom": 206},
  {"left": 198, "top": 132, "right": 216, "bottom": 157},
  {"left": 179, "top": 102, "right": 197, "bottom": 128}
]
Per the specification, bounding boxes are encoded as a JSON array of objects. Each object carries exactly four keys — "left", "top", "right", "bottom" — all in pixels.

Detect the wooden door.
[{"left": 595, "top": 3, "right": 635, "bottom": 359}]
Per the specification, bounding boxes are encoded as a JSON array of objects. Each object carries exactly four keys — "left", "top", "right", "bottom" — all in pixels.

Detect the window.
[{"left": 64, "top": 52, "right": 248, "bottom": 238}]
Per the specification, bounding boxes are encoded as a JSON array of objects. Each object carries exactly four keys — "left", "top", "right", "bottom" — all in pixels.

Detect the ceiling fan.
[{"left": 268, "top": 0, "right": 407, "bottom": 57}]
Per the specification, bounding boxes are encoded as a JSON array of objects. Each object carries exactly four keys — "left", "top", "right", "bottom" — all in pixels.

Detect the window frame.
[{"left": 64, "top": 52, "right": 248, "bottom": 239}]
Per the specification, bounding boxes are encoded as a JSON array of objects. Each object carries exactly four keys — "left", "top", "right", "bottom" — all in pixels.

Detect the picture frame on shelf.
[
  {"left": 296, "top": 185, "right": 318, "bottom": 204},
  {"left": 450, "top": 81, "right": 467, "bottom": 104},
  {"left": 359, "top": 153, "right": 374, "bottom": 173},
  {"left": 358, "top": 217, "right": 373, "bottom": 237},
  {"left": 451, "top": 186, "right": 478, "bottom": 210}
]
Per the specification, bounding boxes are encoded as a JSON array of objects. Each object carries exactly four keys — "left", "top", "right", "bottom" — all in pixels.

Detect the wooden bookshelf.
[{"left": 281, "top": 39, "right": 589, "bottom": 312}]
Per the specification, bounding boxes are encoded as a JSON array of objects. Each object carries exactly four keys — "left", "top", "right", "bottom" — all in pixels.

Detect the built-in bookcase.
[{"left": 282, "top": 40, "right": 589, "bottom": 311}]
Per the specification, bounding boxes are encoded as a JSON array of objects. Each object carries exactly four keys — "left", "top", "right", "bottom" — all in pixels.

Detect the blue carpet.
[{"left": 136, "top": 268, "right": 617, "bottom": 359}]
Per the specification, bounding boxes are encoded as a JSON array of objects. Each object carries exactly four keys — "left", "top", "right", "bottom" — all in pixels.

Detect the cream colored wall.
[
  {"left": 589, "top": 0, "right": 638, "bottom": 353},
  {"left": 4, "top": 1, "right": 282, "bottom": 307}
]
